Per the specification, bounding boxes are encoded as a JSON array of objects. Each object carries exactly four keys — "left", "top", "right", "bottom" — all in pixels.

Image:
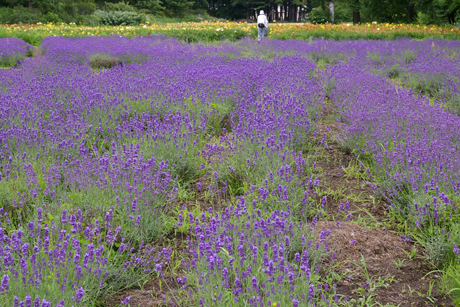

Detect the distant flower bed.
[{"left": 0, "top": 22, "right": 458, "bottom": 46}]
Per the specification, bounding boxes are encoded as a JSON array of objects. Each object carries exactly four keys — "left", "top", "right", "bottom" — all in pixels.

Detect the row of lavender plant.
[
  {"left": 0, "top": 37, "right": 33, "bottom": 68},
  {"left": 0, "top": 36, "right": 343, "bottom": 306},
  {"left": 232, "top": 38, "right": 460, "bottom": 113},
  {"left": 325, "top": 58, "right": 460, "bottom": 267}
]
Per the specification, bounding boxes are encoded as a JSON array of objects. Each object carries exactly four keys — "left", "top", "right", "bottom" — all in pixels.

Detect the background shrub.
[
  {"left": 92, "top": 9, "right": 146, "bottom": 25},
  {"left": 309, "top": 7, "right": 331, "bottom": 24},
  {"left": 0, "top": 6, "right": 45, "bottom": 24}
]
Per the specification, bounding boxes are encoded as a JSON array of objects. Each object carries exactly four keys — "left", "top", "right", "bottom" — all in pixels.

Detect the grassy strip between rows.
[{"left": 1, "top": 22, "right": 459, "bottom": 45}]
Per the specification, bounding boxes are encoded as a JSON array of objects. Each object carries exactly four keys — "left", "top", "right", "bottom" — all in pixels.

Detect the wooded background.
[{"left": 0, "top": 0, "right": 459, "bottom": 25}]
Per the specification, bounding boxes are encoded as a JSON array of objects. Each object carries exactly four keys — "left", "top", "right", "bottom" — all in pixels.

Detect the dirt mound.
[
  {"left": 105, "top": 275, "right": 181, "bottom": 307},
  {"left": 315, "top": 221, "right": 410, "bottom": 267}
]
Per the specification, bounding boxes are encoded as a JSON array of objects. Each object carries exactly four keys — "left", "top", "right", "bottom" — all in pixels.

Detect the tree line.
[{"left": 0, "top": 0, "right": 458, "bottom": 24}]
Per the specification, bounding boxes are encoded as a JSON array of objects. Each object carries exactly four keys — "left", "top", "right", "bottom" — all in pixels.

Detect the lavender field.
[{"left": 1, "top": 36, "right": 460, "bottom": 307}]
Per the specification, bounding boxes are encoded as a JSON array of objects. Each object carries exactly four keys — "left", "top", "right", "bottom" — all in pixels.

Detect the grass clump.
[{"left": 90, "top": 54, "right": 121, "bottom": 68}]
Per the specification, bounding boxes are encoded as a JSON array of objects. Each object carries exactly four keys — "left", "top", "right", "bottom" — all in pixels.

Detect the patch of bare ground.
[
  {"left": 314, "top": 100, "right": 453, "bottom": 306},
  {"left": 105, "top": 275, "right": 183, "bottom": 307},
  {"left": 316, "top": 221, "right": 452, "bottom": 306},
  {"left": 313, "top": 121, "right": 387, "bottom": 225}
]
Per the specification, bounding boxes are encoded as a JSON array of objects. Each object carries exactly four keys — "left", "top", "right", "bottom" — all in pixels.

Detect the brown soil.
[
  {"left": 315, "top": 221, "right": 452, "bottom": 306},
  {"left": 310, "top": 99, "right": 387, "bottom": 224},
  {"left": 105, "top": 275, "right": 183, "bottom": 307},
  {"left": 312, "top": 121, "right": 388, "bottom": 224},
  {"left": 316, "top": 221, "right": 410, "bottom": 266}
]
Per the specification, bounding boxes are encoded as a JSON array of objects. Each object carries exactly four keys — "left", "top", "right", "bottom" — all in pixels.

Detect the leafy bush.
[
  {"left": 333, "top": 3, "right": 352, "bottom": 23},
  {"left": 418, "top": 12, "right": 442, "bottom": 26},
  {"left": 44, "top": 12, "right": 62, "bottom": 24},
  {"left": 76, "top": 0, "right": 98, "bottom": 15},
  {"left": 136, "top": 0, "right": 165, "bottom": 16},
  {"left": 0, "top": 6, "right": 45, "bottom": 24},
  {"left": 92, "top": 9, "right": 146, "bottom": 26},
  {"left": 104, "top": 1, "right": 138, "bottom": 12},
  {"left": 309, "top": 7, "right": 331, "bottom": 24},
  {"left": 89, "top": 54, "right": 120, "bottom": 68},
  {"left": 426, "top": 235, "right": 452, "bottom": 267}
]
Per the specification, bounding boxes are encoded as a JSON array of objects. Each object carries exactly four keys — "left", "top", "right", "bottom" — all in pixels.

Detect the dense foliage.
[{"left": 0, "top": 0, "right": 459, "bottom": 24}]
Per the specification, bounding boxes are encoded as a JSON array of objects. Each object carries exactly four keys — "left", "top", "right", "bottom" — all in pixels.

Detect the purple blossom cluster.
[
  {"left": 40, "top": 35, "right": 174, "bottom": 65},
  {"left": 0, "top": 204, "right": 170, "bottom": 306},
  {"left": 0, "top": 37, "right": 33, "bottom": 67},
  {"left": 181, "top": 196, "right": 339, "bottom": 306}
]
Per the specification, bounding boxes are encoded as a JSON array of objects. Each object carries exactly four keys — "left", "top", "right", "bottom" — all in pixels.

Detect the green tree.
[
  {"left": 136, "top": 0, "right": 164, "bottom": 15},
  {"left": 161, "top": 0, "right": 191, "bottom": 15},
  {"left": 415, "top": 0, "right": 459, "bottom": 24}
]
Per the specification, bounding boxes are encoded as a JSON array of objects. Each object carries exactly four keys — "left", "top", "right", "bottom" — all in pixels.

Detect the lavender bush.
[
  {"left": 180, "top": 196, "right": 340, "bottom": 306},
  {"left": 0, "top": 37, "right": 33, "bottom": 67}
]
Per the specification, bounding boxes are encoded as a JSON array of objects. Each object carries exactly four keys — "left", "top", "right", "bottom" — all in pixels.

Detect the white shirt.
[{"left": 257, "top": 14, "right": 268, "bottom": 28}]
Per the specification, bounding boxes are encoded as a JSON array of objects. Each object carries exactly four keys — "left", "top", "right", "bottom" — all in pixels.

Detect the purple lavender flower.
[
  {"left": 251, "top": 276, "right": 259, "bottom": 292},
  {"left": 61, "top": 210, "right": 67, "bottom": 224},
  {"left": 454, "top": 242, "right": 460, "bottom": 259},
  {"left": 74, "top": 287, "right": 85, "bottom": 302},
  {"left": 1, "top": 275, "right": 9, "bottom": 293},
  {"left": 25, "top": 294, "right": 31, "bottom": 307},
  {"left": 120, "top": 296, "right": 131, "bottom": 305}
]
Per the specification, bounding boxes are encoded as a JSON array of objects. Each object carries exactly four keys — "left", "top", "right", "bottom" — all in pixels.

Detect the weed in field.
[
  {"left": 387, "top": 64, "right": 402, "bottom": 79},
  {"left": 393, "top": 258, "right": 406, "bottom": 269},
  {"left": 90, "top": 54, "right": 121, "bottom": 68}
]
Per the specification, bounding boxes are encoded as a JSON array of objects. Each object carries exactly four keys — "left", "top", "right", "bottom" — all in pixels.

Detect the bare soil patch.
[
  {"left": 312, "top": 122, "right": 388, "bottom": 225},
  {"left": 316, "top": 221, "right": 452, "bottom": 306},
  {"left": 105, "top": 275, "right": 183, "bottom": 307},
  {"left": 316, "top": 221, "right": 409, "bottom": 266}
]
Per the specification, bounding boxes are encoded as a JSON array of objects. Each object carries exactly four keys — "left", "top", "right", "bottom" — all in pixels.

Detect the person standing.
[{"left": 257, "top": 10, "right": 269, "bottom": 42}]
